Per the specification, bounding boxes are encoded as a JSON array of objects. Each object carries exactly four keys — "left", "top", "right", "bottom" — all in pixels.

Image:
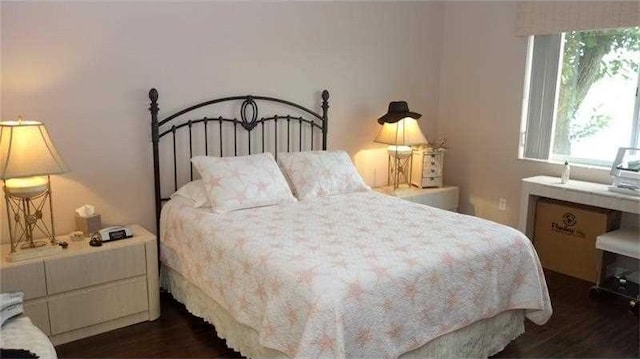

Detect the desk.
[{"left": 519, "top": 176, "right": 640, "bottom": 239}]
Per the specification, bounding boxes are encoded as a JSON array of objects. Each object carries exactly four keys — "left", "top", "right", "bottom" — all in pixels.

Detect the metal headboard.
[{"left": 148, "top": 88, "right": 330, "bottom": 239}]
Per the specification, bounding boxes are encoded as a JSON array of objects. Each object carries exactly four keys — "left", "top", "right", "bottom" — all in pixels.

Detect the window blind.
[
  {"left": 515, "top": 1, "right": 640, "bottom": 36},
  {"left": 523, "top": 34, "right": 562, "bottom": 160}
]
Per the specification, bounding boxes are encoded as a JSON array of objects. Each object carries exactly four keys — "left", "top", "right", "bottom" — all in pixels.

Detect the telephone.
[{"left": 98, "top": 226, "right": 133, "bottom": 242}]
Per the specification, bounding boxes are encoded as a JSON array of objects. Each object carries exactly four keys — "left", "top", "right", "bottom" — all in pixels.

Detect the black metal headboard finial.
[
  {"left": 321, "top": 89, "right": 329, "bottom": 150},
  {"left": 148, "top": 88, "right": 329, "bottom": 238},
  {"left": 149, "top": 88, "right": 161, "bottom": 236}
]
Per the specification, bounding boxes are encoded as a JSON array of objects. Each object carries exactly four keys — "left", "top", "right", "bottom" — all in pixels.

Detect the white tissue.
[{"left": 75, "top": 204, "right": 96, "bottom": 218}]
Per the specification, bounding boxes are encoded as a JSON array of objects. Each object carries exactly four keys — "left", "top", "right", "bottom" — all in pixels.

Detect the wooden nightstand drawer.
[
  {"left": 422, "top": 154, "right": 443, "bottom": 171},
  {"left": 48, "top": 276, "right": 148, "bottom": 335},
  {"left": 375, "top": 186, "right": 459, "bottom": 211},
  {"left": 0, "top": 225, "right": 159, "bottom": 345},
  {"left": 422, "top": 167, "right": 442, "bottom": 177},
  {"left": 24, "top": 300, "right": 51, "bottom": 335},
  {"left": 409, "top": 186, "right": 459, "bottom": 210},
  {"left": 45, "top": 244, "right": 146, "bottom": 294},
  {"left": 420, "top": 176, "right": 443, "bottom": 188},
  {"left": 0, "top": 261, "right": 46, "bottom": 300}
]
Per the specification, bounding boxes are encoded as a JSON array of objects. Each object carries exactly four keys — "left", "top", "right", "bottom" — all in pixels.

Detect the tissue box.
[{"left": 75, "top": 214, "right": 102, "bottom": 235}]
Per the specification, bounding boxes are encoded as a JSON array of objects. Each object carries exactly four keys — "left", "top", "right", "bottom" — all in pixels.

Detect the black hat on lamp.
[
  {"left": 376, "top": 101, "right": 422, "bottom": 124},
  {"left": 374, "top": 102, "right": 427, "bottom": 189}
]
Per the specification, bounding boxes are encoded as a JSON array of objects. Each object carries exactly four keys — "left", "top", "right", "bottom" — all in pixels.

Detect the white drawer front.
[
  {"left": 422, "top": 153, "right": 442, "bottom": 163},
  {"left": 45, "top": 244, "right": 146, "bottom": 294},
  {"left": 48, "top": 276, "right": 148, "bottom": 335},
  {"left": 25, "top": 300, "right": 51, "bottom": 335},
  {"left": 422, "top": 166, "right": 442, "bottom": 177},
  {"left": 412, "top": 187, "right": 459, "bottom": 211},
  {"left": 0, "top": 262, "right": 46, "bottom": 300},
  {"left": 423, "top": 155, "right": 442, "bottom": 172},
  {"left": 421, "top": 176, "right": 443, "bottom": 188}
]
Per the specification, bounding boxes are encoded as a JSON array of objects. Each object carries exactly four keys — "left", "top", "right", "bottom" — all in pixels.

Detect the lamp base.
[
  {"left": 20, "top": 239, "right": 47, "bottom": 250},
  {"left": 6, "top": 244, "right": 62, "bottom": 262},
  {"left": 387, "top": 152, "right": 413, "bottom": 189},
  {"left": 4, "top": 177, "right": 58, "bottom": 254}
]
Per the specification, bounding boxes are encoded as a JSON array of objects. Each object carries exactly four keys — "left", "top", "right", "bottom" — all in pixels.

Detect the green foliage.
[
  {"left": 569, "top": 110, "right": 610, "bottom": 141},
  {"left": 553, "top": 27, "right": 640, "bottom": 155}
]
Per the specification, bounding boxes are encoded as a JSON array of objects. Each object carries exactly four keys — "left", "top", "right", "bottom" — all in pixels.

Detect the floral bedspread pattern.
[
  {"left": 161, "top": 191, "right": 552, "bottom": 358},
  {"left": 192, "top": 153, "right": 296, "bottom": 214},
  {"left": 277, "top": 151, "right": 370, "bottom": 200}
]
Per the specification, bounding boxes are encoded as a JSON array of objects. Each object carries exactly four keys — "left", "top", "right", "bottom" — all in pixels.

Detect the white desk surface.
[
  {"left": 522, "top": 176, "right": 640, "bottom": 213},
  {"left": 523, "top": 176, "right": 640, "bottom": 202}
]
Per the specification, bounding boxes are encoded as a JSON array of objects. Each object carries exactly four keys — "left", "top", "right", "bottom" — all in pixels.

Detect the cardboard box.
[{"left": 534, "top": 198, "right": 620, "bottom": 283}]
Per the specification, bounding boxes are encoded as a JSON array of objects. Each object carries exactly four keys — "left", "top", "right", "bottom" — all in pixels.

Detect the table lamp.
[
  {"left": 374, "top": 101, "right": 427, "bottom": 189},
  {"left": 0, "top": 117, "right": 68, "bottom": 260}
]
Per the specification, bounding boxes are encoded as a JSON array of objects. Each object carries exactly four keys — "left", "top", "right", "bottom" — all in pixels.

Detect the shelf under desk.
[{"left": 518, "top": 176, "right": 640, "bottom": 240}]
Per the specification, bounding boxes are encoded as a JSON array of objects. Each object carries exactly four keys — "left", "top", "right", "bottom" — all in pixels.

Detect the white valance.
[{"left": 515, "top": 1, "right": 640, "bottom": 36}]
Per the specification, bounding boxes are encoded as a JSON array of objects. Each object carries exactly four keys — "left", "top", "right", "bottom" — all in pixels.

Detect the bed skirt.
[{"left": 161, "top": 265, "right": 524, "bottom": 359}]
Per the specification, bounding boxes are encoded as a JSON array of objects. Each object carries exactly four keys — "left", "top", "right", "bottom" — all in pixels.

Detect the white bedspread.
[
  {"left": 0, "top": 316, "right": 57, "bottom": 359},
  {"left": 161, "top": 191, "right": 552, "bottom": 358}
]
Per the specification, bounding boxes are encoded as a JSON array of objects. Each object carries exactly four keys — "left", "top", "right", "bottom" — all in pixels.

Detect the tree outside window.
[{"left": 552, "top": 27, "right": 640, "bottom": 163}]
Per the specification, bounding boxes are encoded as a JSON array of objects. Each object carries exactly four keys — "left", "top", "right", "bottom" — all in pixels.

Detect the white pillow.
[
  {"left": 191, "top": 153, "right": 296, "bottom": 213},
  {"left": 277, "top": 150, "right": 370, "bottom": 200},
  {"left": 170, "top": 180, "right": 209, "bottom": 208}
]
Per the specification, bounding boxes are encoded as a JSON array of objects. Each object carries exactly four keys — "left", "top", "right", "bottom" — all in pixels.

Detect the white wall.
[
  {"left": 1, "top": 2, "right": 443, "bottom": 238},
  {"left": 0, "top": 1, "right": 5, "bottom": 242},
  {"left": 437, "top": 1, "right": 610, "bottom": 228},
  {"left": 2, "top": 1, "right": 615, "bottom": 240}
]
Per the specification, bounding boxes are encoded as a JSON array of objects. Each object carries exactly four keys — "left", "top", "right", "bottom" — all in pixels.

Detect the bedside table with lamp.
[
  {"left": 373, "top": 101, "right": 426, "bottom": 189},
  {"left": 0, "top": 117, "right": 160, "bottom": 345},
  {"left": 372, "top": 102, "right": 459, "bottom": 211},
  {"left": 0, "top": 117, "right": 69, "bottom": 261},
  {"left": 0, "top": 225, "right": 160, "bottom": 345}
]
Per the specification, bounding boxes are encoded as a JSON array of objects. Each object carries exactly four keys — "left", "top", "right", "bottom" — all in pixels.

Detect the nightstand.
[
  {"left": 374, "top": 186, "right": 460, "bottom": 211},
  {"left": 0, "top": 225, "right": 160, "bottom": 345}
]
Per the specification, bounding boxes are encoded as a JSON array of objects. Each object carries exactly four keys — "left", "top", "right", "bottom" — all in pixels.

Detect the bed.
[
  {"left": 148, "top": 88, "right": 552, "bottom": 358},
  {"left": 0, "top": 316, "right": 57, "bottom": 359}
]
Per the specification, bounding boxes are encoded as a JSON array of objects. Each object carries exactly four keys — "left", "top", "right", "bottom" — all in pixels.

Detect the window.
[{"left": 521, "top": 27, "right": 640, "bottom": 167}]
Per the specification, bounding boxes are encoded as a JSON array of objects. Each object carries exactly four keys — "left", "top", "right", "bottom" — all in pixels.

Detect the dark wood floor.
[{"left": 56, "top": 270, "right": 639, "bottom": 358}]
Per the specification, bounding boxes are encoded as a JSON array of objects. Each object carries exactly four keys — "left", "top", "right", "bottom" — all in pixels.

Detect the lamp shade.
[
  {"left": 0, "top": 119, "right": 69, "bottom": 180},
  {"left": 374, "top": 117, "right": 428, "bottom": 146}
]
